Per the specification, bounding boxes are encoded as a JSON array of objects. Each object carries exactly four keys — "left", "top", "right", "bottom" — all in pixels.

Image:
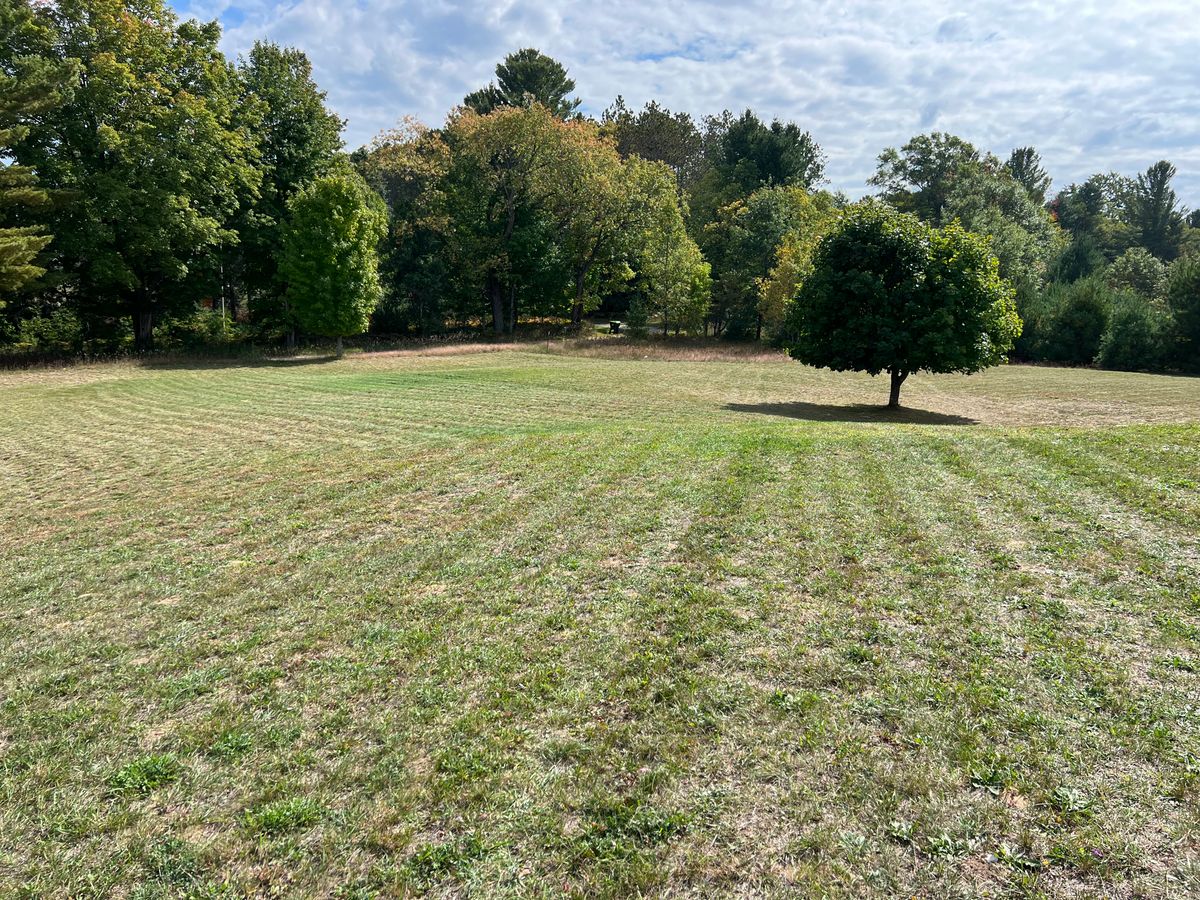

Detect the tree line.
[{"left": 2, "top": 0, "right": 1198, "bottom": 373}]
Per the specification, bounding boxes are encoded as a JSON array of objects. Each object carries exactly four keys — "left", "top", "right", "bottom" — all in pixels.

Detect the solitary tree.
[
  {"left": 279, "top": 174, "right": 387, "bottom": 356},
  {"left": 785, "top": 202, "right": 1021, "bottom": 408}
]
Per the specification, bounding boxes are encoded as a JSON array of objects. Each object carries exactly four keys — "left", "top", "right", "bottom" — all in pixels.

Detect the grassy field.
[{"left": 2, "top": 341, "right": 1199, "bottom": 898}]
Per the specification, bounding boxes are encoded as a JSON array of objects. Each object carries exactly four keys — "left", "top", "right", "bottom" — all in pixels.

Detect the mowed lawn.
[{"left": 2, "top": 344, "right": 1199, "bottom": 899}]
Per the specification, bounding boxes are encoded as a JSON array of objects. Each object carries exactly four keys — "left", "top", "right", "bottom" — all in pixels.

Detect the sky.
[{"left": 174, "top": 0, "right": 1200, "bottom": 207}]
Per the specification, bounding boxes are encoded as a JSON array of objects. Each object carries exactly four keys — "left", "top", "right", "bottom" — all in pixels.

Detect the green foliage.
[
  {"left": 463, "top": 48, "right": 581, "bottom": 118},
  {"left": 601, "top": 97, "right": 705, "bottom": 186},
  {"left": 15, "top": 0, "right": 262, "bottom": 350},
  {"left": 354, "top": 120, "right": 452, "bottom": 335},
  {"left": 158, "top": 309, "right": 244, "bottom": 350},
  {"left": 943, "top": 165, "right": 1064, "bottom": 297},
  {"left": 108, "top": 754, "right": 182, "bottom": 796},
  {"left": 869, "top": 132, "right": 983, "bottom": 224},
  {"left": 235, "top": 42, "right": 344, "bottom": 319},
  {"left": 1127, "top": 161, "right": 1184, "bottom": 262},
  {"left": 242, "top": 797, "right": 322, "bottom": 835},
  {"left": 634, "top": 163, "right": 711, "bottom": 336},
  {"left": 1024, "top": 277, "right": 1112, "bottom": 364},
  {"left": 435, "top": 104, "right": 706, "bottom": 336},
  {"left": 1049, "top": 233, "right": 1108, "bottom": 283},
  {"left": 1165, "top": 254, "right": 1200, "bottom": 371},
  {"left": 439, "top": 104, "right": 576, "bottom": 333},
  {"left": 708, "top": 109, "right": 825, "bottom": 196},
  {"left": 687, "top": 109, "right": 826, "bottom": 233},
  {"left": 280, "top": 174, "right": 387, "bottom": 346},
  {"left": 12, "top": 307, "right": 84, "bottom": 354},
  {"left": 1003, "top": 147, "right": 1052, "bottom": 203},
  {"left": 1105, "top": 247, "right": 1167, "bottom": 299},
  {"left": 786, "top": 202, "right": 1020, "bottom": 406},
  {"left": 624, "top": 296, "right": 649, "bottom": 336},
  {"left": 0, "top": 0, "right": 77, "bottom": 300},
  {"left": 704, "top": 187, "right": 837, "bottom": 339},
  {"left": 1096, "top": 292, "right": 1170, "bottom": 371},
  {"left": 757, "top": 194, "right": 843, "bottom": 343}
]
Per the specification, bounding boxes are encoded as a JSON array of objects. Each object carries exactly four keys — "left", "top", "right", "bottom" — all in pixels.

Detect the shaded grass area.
[{"left": 1, "top": 349, "right": 1199, "bottom": 897}]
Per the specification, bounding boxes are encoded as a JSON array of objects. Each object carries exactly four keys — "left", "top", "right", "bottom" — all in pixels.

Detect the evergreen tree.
[
  {"left": 464, "top": 48, "right": 581, "bottom": 118},
  {"left": 1126, "top": 161, "right": 1184, "bottom": 261},
  {"left": 0, "top": 0, "right": 77, "bottom": 301},
  {"left": 1003, "top": 147, "right": 1052, "bottom": 203}
]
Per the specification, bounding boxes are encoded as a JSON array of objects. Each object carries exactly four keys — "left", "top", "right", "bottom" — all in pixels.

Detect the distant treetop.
[{"left": 463, "top": 48, "right": 582, "bottom": 119}]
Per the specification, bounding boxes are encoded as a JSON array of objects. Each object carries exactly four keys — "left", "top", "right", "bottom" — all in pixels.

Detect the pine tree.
[{"left": 0, "top": 0, "right": 77, "bottom": 300}]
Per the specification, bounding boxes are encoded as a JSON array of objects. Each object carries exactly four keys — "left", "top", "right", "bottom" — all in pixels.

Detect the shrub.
[
  {"left": 1032, "top": 277, "right": 1112, "bottom": 364},
  {"left": 1106, "top": 247, "right": 1167, "bottom": 300},
  {"left": 625, "top": 297, "right": 649, "bottom": 337},
  {"left": 1095, "top": 292, "right": 1170, "bottom": 371},
  {"left": 14, "top": 309, "right": 85, "bottom": 354},
  {"left": 158, "top": 309, "right": 244, "bottom": 350}
]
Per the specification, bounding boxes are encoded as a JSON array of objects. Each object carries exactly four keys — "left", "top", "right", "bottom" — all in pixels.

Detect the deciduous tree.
[
  {"left": 235, "top": 42, "right": 344, "bottom": 323},
  {"left": 279, "top": 174, "right": 387, "bottom": 355},
  {"left": 785, "top": 202, "right": 1020, "bottom": 407},
  {"left": 869, "top": 132, "right": 983, "bottom": 225},
  {"left": 15, "top": 0, "right": 261, "bottom": 350}
]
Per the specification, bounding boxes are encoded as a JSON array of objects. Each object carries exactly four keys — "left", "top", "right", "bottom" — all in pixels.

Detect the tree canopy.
[
  {"left": 14, "top": 0, "right": 261, "bottom": 350},
  {"left": 0, "top": 0, "right": 77, "bottom": 300},
  {"left": 785, "top": 202, "right": 1021, "bottom": 407},
  {"left": 235, "top": 41, "right": 344, "bottom": 319},
  {"left": 1, "top": 18, "right": 1196, "bottom": 371},
  {"left": 464, "top": 48, "right": 582, "bottom": 119},
  {"left": 279, "top": 173, "right": 387, "bottom": 355}
]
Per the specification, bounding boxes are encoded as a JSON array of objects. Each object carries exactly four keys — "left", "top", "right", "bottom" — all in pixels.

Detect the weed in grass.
[
  {"left": 208, "top": 729, "right": 253, "bottom": 760},
  {"left": 107, "top": 754, "right": 182, "bottom": 796},
  {"left": 393, "top": 835, "right": 486, "bottom": 891},
  {"left": 242, "top": 797, "right": 323, "bottom": 835}
]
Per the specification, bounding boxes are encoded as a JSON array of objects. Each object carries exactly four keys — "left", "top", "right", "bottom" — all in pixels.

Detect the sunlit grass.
[{"left": 1, "top": 345, "right": 1198, "bottom": 897}]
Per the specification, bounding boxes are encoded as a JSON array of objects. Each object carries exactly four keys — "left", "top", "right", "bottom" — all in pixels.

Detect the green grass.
[{"left": 2, "top": 341, "right": 1199, "bottom": 897}]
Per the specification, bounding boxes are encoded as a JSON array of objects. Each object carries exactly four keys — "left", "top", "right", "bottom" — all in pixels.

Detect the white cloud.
[{"left": 177, "top": 0, "right": 1200, "bottom": 206}]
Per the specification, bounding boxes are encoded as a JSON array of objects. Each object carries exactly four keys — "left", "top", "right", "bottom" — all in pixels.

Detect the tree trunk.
[
  {"left": 134, "top": 310, "right": 154, "bottom": 353},
  {"left": 286, "top": 328, "right": 296, "bottom": 351},
  {"left": 336, "top": 335, "right": 344, "bottom": 358},
  {"left": 572, "top": 273, "right": 585, "bottom": 327},
  {"left": 888, "top": 369, "right": 907, "bottom": 408},
  {"left": 487, "top": 271, "right": 504, "bottom": 336},
  {"left": 755, "top": 313, "right": 763, "bottom": 342}
]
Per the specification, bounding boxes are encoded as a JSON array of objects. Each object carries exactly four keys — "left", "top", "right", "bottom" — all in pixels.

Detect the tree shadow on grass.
[
  {"left": 725, "top": 401, "right": 978, "bottom": 426},
  {"left": 139, "top": 354, "right": 341, "bottom": 371}
]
